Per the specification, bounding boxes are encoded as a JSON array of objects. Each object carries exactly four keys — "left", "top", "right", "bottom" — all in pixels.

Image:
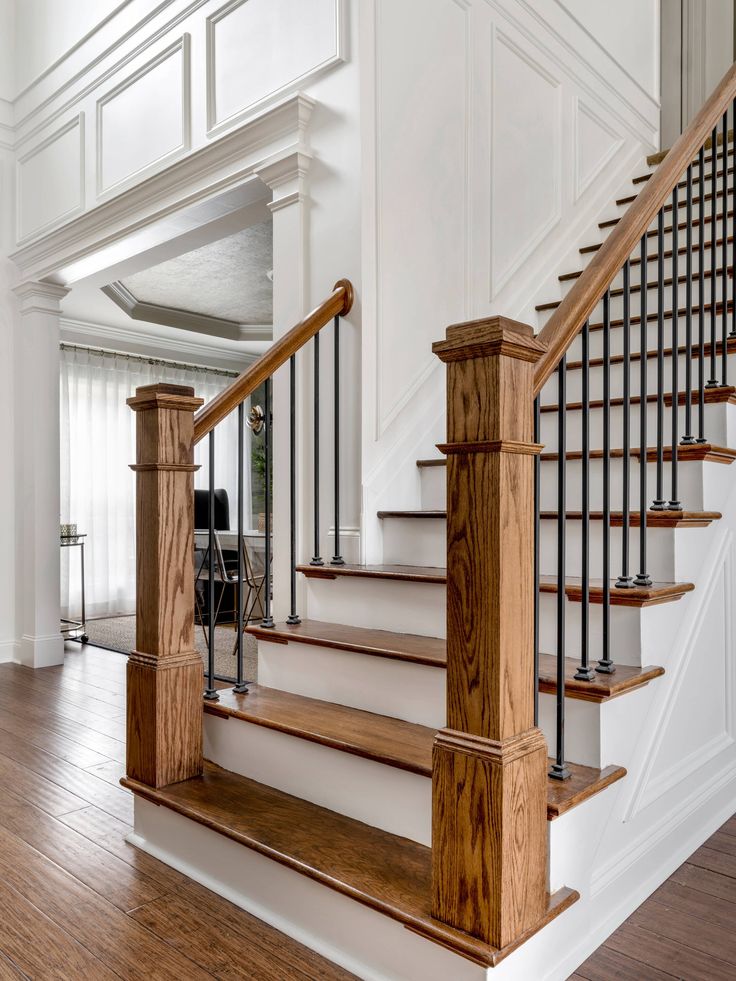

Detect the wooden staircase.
[{"left": 120, "top": 64, "right": 736, "bottom": 981}]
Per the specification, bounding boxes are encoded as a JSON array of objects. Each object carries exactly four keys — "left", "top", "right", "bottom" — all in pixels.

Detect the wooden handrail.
[
  {"left": 193, "top": 279, "right": 354, "bottom": 444},
  {"left": 533, "top": 60, "right": 736, "bottom": 397}
]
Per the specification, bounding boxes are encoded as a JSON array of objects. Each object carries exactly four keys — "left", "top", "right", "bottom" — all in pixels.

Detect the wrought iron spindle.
[
  {"left": 550, "top": 357, "right": 570, "bottom": 779},
  {"left": 670, "top": 186, "right": 682, "bottom": 510},
  {"left": 652, "top": 209, "right": 667, "bottom": 510},
  {"left": 731, "top": 98, "right": 736, "bottom": 344},
  {"left": 533, "top": 397, "right": 541, "bottom": 727},
  {"left": 287, "top": 355, "right": 301, "bottom": 624},
  {"left": 698, "top": 145, "right": 707, "bottom": 441},
  {"left": 616, "top": 260, "right": 635, "bottom": 587},
  {"left": 310, "top": 334, "right": 323, "bottom": 565},
  {"left": 576, "top": 322, "right": 595, "bottom": 680},
  {"left": 682, "top": 166, "right": 696, "bottom": 446},
  {"left": 598, "top": 291, "right": 614, "bottom": 674},
  {"left": 261, "top": 377, "right": 274, "bottom": 628},
  {"left": 708, "top": 126, "right": 719, "bottom": 387},
  {"left": 204, "top": 430, "right": 218, "bottom": 700},
  {"left": 635, "top": 235, "right": 652, "bottom": 586},
  {"left": 331, "top": 315, "right": 344, "bottom": 565},
  {"left": 723, "top": 110, "right": 730, "bottom": 386},
  {"left": 234, "top": 404, "right": 248, "bottom": 692}
]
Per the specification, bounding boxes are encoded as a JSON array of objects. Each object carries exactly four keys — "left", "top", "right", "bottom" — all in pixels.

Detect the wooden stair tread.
[
  {"left": 297, "top": 563, "right": 446, "bottom": 583},
  {"left": 634, "top": 159, "right": 734, "bottom": 186},
  {"left": 246, "top": 619, "right": 447, "bottom": 667},
  {"left": 539, "top": 385, "right": 736, "bottom": 412},
  {"left": 537, "top": 269, "right": 732, "bottom": 312},
  {"left": 618, "top": 180, "right": 734, "bottom": 206},
  {"left": 581, "top": 232, "right": 733, "bottom": 256},
  {"left": 538, "top": 576, "right": 694, "bottom": 606},
  {"left": 246, "top": 620, "right": 665, "bottom": 702},
  {"left": 377, "top": 510, "right": 445, "bottom": 519},
  {"left": 122, "top": 762, "right": 578, "bottom": 967},
  {"left": 599, "top": 206, "right": 733, "bottom": 232},
  {"left": 564, "top": 336, "right": 736, "bottom": 371},
  {"left": 204, "top": 684, "right": 435, "bottom": 776},
  {"left": 586, "top": 300, "right": 732, "bottom": 333},
  {"left": 540, "top": 443, "right": 736, "bottom": 464},
  {"left": 546, "top": 764, "right": 626, "bottom": 819},
  {"left": 377, "top": 508, "right": 720, "bottom": 528}
]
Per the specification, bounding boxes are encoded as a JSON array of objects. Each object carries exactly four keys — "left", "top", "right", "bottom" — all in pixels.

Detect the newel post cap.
[
  {"left": 127, "top": 383, "right": 204, "bottom": 413},
  {"left": 432, "top": 315, "right": 546, "bottom": 364}
]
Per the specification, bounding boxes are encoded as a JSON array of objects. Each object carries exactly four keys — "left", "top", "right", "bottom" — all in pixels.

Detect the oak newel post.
[
  {"left": 431, "top": 317, "right": 548, "bottom": 950},
  {"left": 126, "top": 383, "right": 205, "bottom": 788}
]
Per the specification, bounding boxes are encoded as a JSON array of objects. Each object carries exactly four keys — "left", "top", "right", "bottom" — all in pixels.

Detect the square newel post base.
[
  {"left": 432, "top": 727, "right": 548, "bottom": 949},
  {"left": 127, "top": 650, "right": 204, "bottom": 789}
]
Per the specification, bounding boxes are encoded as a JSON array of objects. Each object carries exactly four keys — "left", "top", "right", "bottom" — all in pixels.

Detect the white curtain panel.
[{"left": 60, "top": 346, "right": 250, "bottom": 618}]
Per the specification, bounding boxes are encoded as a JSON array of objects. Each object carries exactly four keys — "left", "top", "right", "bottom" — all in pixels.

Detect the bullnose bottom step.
[{"left": 123, "top": 761, "right": 579, "bottom": 967}]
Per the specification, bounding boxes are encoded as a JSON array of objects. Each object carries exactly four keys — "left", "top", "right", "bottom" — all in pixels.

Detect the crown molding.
[{"left": 102, "top": 281, "right": 272, "bottom": 342}]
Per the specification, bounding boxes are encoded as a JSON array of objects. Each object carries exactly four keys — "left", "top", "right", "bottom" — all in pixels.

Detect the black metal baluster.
[
  {"left": 533, "top": 396, "right": 541, "bottom": 727},
  {"left": 698, "top": 144, "right": 707, "bottom": 441},
  {"left": 652, "top": 209, "right": 667, "bottom": 510},
  {"left": 670, "top": 186, "right": 682, "bottom": 510},
  {"left": 731, "top": 99, "right": 736, "bottom": 344},
  {"left": 598, "top": 291, "right": 614, "bottom": 674},
  {"left": 708, "top": 126, "right": 720, "bottom": 387},
  {"left": 331, "top": 315, "right": 344, "bottom": 565},
  {"left": 576, "top": 322, "right": 595, "bottom": 680},
  {"left": 635, "top": 235, "right": 652, "bottom": 586},
  {"left": 682, "top": 165, "right": 696, "bottom": 446},
  {"left": 723, "top": 110, "right": 730, "bottom": 386},
  {"left": 204, "top": 430, "right": 218, "bottom": 700},
  {"left": 310, "top": 334, "right": 323, "bottom": 565},
  {"left": 549, "top": 357, "right": 570, "bottom": 779},
  {"left": 616, "top": 260, "right": 635, "bottom": 586},
  {"left": 234, "top": 404, "right": 248, "bottom": 692},
  {"left": 261, "top": 377, "right": 274, "bottom": 628},
  {"left": 286, "top": 355, "right": 301, "bottom": 625}
]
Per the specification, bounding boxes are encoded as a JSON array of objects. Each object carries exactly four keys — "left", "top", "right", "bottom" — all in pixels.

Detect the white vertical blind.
[{"left": 60, "top": 346, "right": 250, "bottom": 618}]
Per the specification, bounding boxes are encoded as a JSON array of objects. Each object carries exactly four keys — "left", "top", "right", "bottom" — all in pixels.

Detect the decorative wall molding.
[
  {"left": 59, "top": 315, "right": 256, "bottom": 370},
  {"left": 573, "top": 96, "right": 625, "bottom": 202},
  {"left": 102, "top": 280, "right": 272, "bottom": 341},
  {"left": 16, "top": 114, "right": 86, "bottom": 244},
  {"left": 96, "top": 33, "right": 192, "bottom": 198},
  {"left": 205, "top": 0, "right": 344, "bottom": 137}
]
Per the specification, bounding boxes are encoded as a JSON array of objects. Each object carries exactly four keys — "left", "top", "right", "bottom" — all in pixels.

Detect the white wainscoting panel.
[
  {"left": 16, "top": 114, "right": 85, "bottom": 242},
  {"left": 96, "top": 34, "right": 191, "bottom": 196},
  {"left": 206, "top": 0, "right": 342, "bottom": 134},
  {"left": 573, "top": 97, "right": 624, "bottom": 202}
]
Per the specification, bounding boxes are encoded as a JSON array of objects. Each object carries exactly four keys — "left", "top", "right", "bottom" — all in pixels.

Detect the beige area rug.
[{"left": 82, "top": 614, "right": 258, "bottom": 682}]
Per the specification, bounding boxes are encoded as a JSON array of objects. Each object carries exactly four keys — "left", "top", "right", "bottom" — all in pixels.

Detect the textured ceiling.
[{"left": 121, "top": 221, "right": 273, "bottom": 324}]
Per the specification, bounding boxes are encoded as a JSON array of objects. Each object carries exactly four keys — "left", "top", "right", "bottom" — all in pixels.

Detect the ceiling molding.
[
  {"left": 59, "top": 314, "right": 257, "bottom": 370},
  {"left": 102, "top": 281, "right": 272, "bottom": 342}
]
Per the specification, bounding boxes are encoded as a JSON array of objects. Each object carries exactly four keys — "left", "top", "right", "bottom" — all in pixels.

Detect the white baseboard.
[{"left": 20, "top": 632, "right": 64, "bottom": 668}]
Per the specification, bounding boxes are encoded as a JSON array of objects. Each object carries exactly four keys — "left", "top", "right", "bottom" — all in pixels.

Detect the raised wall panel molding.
[
  {"left": 16, "top": 114, "right": 85, "bottom": 244},
  {"left": 10, "top": 92, "right": 313, "bottom": 283},
  {"left": 623, "top": 532, "right": 736, "bottom": 822},
  {"left": 96, "top": 34, "right": 191, "bottom": 198},
  {"left": 59, "top": 316, "right": 257, "bottom": 370},
  {"left": 489, "top": 26, "right": 562, "bottom": 299},
  {"left": 205, "top": 0, "right": 344, "bottom": 137},
  {"left": 573, "top": 96, "right": 625, "bottom": 201},
  {"left": 102, "top": 281, "right": 272, "bottom": 341}
]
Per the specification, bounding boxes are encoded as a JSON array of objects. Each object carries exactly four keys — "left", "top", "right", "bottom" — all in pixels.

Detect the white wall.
[{"left": 360, "top": 0, "right": 661, "bottom": 561}]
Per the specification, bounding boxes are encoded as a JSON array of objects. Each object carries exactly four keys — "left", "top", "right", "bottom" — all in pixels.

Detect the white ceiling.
[{"left": 120, "top": 221, "right": 273, "bottom": 325}]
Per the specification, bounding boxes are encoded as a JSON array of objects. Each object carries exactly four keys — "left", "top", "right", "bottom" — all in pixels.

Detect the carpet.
[{"left": 82, "top": 614, "right": 258, "bottom": 682}]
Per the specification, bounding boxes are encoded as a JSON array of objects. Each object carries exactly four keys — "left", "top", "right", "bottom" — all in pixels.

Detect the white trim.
[
  {"left": 572, "top": 95, "right": 625, "bottom": 202},
  {"left": 95, "top": 34, "right": 192, "bottom": 199}
]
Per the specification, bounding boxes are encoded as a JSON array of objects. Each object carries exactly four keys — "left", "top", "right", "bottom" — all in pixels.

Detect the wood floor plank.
[
  {"left": 130, "top": 892, "right": 337, "bottom": 981},
  {"left": 701, "top": 830, "right": 736, "bottom": 858},
  {"left": 653, "top": 879, "right": 736, "bottom": 929},
  {"left": 12, "top": 664, "right": 127, "bottom": 710},
  {"left": 718, "top": 814, "right": 736, "bottom": 838},
  {"left": 0, "top": 683, "right": 126, "bottom": 747},
  {"left": 0, "top": 668, "right": 127, "bottom": 730},
  {"left": 0, "top": 786, "right": 165, "bottom": 912},
  {"left": 0, "top": 824, "right": 215, "bottom": 980},
  {"left": 688, "top": 844, "right": 736, "bottom": 878},
  {"left": 0, "top": 750, "right": 87, "bottom": 818},
  {"left": 84, "top": 759, "right": 127, "bottom": 787},
  {"left": 0, "top": 728, "right": 132, "bottom": 823},
  {"left": 605, "top": 922, "right": 736, "bottom": 980},
  {"left": 576, "top": 944, "right": 677, "bottom": 980},
  {"left": 57, "top": 805, "right": 189, "bottom": 891},
  {"left": 629, "top": 897, "right": 736, "bottom": 965},
  {"left": 0, "top": 708, "right": 110, "bottom": 769},
  {"left": 668, "top": 861, "right": 736, "bottom": 905},
  {"left": 0, "top": 877, "right": 118, "bottom": 980},
  {"left": 0, "top": 952, "right": 29, "bottom": 980}
]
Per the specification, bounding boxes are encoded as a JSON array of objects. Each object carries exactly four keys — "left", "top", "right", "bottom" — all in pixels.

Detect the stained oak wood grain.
[{"left": 123, "top": 760, "right": 578, "bottom": 967}]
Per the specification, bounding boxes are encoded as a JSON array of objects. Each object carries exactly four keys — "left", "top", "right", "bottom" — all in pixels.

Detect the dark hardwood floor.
[
  {"left": 570, "top": 818, "right": 736, "bottom": 980},
  {"left": 0, "top": 643, "right": 356, "bottom": 980}
]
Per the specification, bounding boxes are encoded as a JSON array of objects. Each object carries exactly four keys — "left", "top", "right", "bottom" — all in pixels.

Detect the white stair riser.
[
  {"left": 561, "top": 316, "right": 735, "bottom": 362},
  {"left": 305, "top": 575, "right": 446, "bottom": 637},
  {"left": 204, "top": 712, "right": 433, "bottom": 846},
  {"left": 419, "top": 465, "right": 445, "bottom": 510},
  {"left": 258, "top": 638, "right": 446, "bottom": 728},
  {"left": 546, "top": 351, "right": 734, "bottom": 403},
  {"left": 382, "top": 517, "right": 445, "bottom": 567},
  {"left": 539, "top": 402, "right": 735, "bottom": 453}
]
